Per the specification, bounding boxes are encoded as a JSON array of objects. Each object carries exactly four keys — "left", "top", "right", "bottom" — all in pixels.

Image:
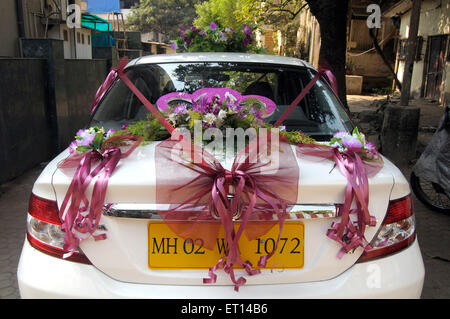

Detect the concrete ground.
[{"left": 0, "top": 95, "right": 449, "bottom": 299}]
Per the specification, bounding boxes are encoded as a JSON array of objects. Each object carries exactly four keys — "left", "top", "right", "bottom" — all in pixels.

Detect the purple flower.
[
  {"left": 242, "top": 36, "right": 251, "bottom": 47},
  {"left": 105, "top": 128, "right": 116, "bottom": 138},
  {"left": 242, "top": 24, "right": 252, "bottom": 35},
  {"left": 173, "top": 102, "right": 188, "bottom": 114},
  {"left": 189, "top": 25, "right": 200, "bottom": 33},
  {"left": 171, "top": 42, "right": 178, "bottom": 50},
  {"left": 121, "top": 123, "right": 129, "bottom": 130},
  {"left": 209, "top": 21, "right": 218, "bottom": 31}
]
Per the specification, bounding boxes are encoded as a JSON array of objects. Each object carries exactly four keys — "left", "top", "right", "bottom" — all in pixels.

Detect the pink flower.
[
  {"left": 76, "top": 129, "right": 95, "bottom": 146},
  {"left": 365, "top": 142, "right": 378, "bottom": 159},
  {"left": 341, "top": 135, "right": 362, "bottom": 151},
  {"left": 333, "top": 131, "right": 350, "bottom": 139},
  {"left": 69, "top": 140, "right": 80, "bottom": 154}
]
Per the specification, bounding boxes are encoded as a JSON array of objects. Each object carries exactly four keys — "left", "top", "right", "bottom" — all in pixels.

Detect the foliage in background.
[
  {"left": 236, "top": 0, "right": 308, "bottom": 58},
  {"left": 127, "top": 0, "right": 205, "bottom": 42},
  {"left": 193, "top": 0, "right": 243, "bottom": 31}
]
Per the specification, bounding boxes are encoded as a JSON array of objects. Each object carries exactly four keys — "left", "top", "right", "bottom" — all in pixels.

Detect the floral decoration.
[
  {"left": 69, "top": 126, "right": 115, "bottom": 154},
  {"left": 156, "top": 88, "right": 276, "bottom": 131},
  {"left": 171, "top": 22, "right": 264, "bottom": 53},
  {"left": 329, "top": 127, "right": 380, "bottom": 161}
]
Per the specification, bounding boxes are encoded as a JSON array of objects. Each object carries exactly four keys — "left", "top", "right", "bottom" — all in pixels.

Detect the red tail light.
[
  {"left": 28, "top": 193, "right": 61, "bottom": 225},
  {"left": 357, "top": 195, "right": 416, "bottom": 262},
  {"left": 27, "top": 193, "right": 91, "bottom": 264}
]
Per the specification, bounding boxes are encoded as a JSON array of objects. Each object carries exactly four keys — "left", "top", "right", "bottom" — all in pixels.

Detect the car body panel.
[
  {"left": 18, "top": 237, "right": 424, "bottom": 298},
  {"left": 36, "top": 142, "right": 399, "bottom": 285}
]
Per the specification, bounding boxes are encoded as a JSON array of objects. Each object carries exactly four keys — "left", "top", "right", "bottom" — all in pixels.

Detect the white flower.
[
  {"left": 225, "top": 91, "right": 238, "bottom": 103},
  {"left": 169, "top": 113, "right": 177, "bottom": 125},
  {"left": 203, "top": 113, "right": 216, "bottom": 125},
  {"left": 217, "top": 109, "right": 227, "bottom": 121}
]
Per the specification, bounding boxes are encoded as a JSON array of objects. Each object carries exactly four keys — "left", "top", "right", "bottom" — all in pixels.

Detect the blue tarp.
[
  {"left": 87, "top": 0, "right": 120, "bottom": 13},
  {"left": 92, "top": 33, "right": 115, "bottom": 47}
]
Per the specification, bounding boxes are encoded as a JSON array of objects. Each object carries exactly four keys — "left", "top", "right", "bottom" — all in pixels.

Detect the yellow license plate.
[{"left": 148, "top": 221, "right": 304, "bottom": 269}]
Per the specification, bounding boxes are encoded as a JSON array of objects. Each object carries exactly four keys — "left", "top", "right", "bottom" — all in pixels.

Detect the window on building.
[
  {"left": 88, "top": 35, "right": 91, "bottom": 45},
  {"left": 63, "top": 30, "right": 68, "bottom": 42},
  {"left": 120, "top": 0, "right": 139, "bottom": 9},
  {"left": 77, "top": 32, "right": 81, "bottom": 43},
  {"left": 398, "top": 37, "right": 423, "bottom": 61},
  {"left": 82, "top": 34, "right": 85, "bottom": 44}
]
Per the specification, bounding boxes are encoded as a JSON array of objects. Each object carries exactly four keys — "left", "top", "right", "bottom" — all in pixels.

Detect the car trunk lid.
[{"left": 51, "top": 142, "right": 394, "bottom": 285}]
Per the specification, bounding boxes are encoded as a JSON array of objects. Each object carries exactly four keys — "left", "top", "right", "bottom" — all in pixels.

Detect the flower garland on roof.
[{"left": 171, "top": 22, "right": 264, "bottom": 53}]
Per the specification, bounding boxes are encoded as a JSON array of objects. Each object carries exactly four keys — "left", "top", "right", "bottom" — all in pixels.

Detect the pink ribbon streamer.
[
  {"left": 58, "top": 135, "right": 142, "bottom": 257},
  {"left": 90, "top": 69, "right": 118, "bottom": 115},
  {"left": 274, "top": 61, "right": 338, "bottom": 127},
  {"left": 295, "top": 144, "right": 382, "bottom": 258}
]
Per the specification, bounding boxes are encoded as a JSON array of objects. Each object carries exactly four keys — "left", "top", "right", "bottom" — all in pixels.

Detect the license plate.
[{"left": 148, "top": 221, "right": 304, "bottom": 269}]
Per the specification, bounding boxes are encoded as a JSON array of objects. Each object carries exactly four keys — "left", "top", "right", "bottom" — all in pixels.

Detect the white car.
[{"left": 17, "top": 53, "right": 424, "bottom": 298}]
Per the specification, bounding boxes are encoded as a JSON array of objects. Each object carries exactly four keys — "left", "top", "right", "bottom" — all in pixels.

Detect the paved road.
[{"left": 1, "top": 164, "right": 449, "bottom": 299}]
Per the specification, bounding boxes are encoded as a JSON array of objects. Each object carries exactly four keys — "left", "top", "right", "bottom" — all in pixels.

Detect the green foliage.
[
  {"left": 280, "top": 130, "right": 316, "bottom": 145},
  {"left": 114, "top": 115, "right": 171, "bottom": 142},
  {"left": 236, "top": 0, "right": 308, "bottom": 58},
  {"left": 193, "top": 0, "right": 243, "bottom": 30},
  {"left": 126, "top": 0, "right": 205, "bottom": 41}
]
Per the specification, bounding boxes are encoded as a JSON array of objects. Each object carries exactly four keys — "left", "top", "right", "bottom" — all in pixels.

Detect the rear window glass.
[{"left": 91, "top": 62, "right": 353, "bottom": 141}]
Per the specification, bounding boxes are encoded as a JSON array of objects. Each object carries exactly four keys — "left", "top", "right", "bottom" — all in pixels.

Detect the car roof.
[{"left": 126, "top": 52, "right": 315, "bottom": 69}]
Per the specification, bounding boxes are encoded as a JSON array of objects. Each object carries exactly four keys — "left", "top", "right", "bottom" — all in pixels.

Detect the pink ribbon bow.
[{"left": 155, "top": 134, "right": 299, "bottom": 291}]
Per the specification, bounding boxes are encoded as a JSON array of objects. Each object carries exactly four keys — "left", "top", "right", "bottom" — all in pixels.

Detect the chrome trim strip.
[{"left": 103, "top": 203, "right": 337, "bottom": 220}]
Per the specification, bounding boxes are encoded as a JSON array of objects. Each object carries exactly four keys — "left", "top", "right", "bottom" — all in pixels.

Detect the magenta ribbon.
[
  {"left": 90, "top": 69, "right": 118, "bottom": 115},
  {"left": 58, "top": 135, "right": 141, "bottom": 257},
  {"left": 206, "top": 167, "right": 288, "bottom": 291},
  {"left": 274, "top": 61, "right": 339, "bottom": 127},
  {"left": 326, "top": 149, "right": 377, "bottom": 258}
]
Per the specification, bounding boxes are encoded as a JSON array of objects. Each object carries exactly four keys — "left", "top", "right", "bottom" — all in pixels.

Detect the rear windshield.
[{"left": 90, "top": 62, "right": 353, "bottom": 141}]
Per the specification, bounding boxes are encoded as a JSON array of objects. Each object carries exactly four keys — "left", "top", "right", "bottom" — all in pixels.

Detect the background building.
[
  {"left": 384, "top": 0, "right": 449, "bottom": 105},
  {"left": 0, "top": 0, "right": 93, "bottom": 59}
]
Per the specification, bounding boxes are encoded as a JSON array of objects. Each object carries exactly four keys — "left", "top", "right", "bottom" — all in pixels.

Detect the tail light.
[
  {"left": 27, "top": 193, "right": 91, "bottom": 264},
  {"left": 357, "top": 195, "right": 416, "bottom": 262}
]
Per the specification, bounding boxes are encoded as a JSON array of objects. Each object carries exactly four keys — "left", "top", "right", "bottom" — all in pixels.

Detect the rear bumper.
[{"left": 17, "top": 238, "right": 424, "bottom": 299}]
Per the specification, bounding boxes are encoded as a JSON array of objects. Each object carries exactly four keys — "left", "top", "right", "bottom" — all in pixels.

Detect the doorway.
[{"left": 424, "top": 35, "right": 448, "bottom": 101}]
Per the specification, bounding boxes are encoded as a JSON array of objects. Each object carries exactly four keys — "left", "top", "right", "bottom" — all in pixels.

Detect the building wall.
[
  {"left": 74, "top": 28, "right": 93, "bottom": 59},
  {"left": 0, "top": 58, "right": 52, "bottom": 183},
  {"left": 0, "top": 1, "right": 20, "bottom": 57},
  {"left": 397, "top": 0, "right": 450, "bottom": 103}
]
